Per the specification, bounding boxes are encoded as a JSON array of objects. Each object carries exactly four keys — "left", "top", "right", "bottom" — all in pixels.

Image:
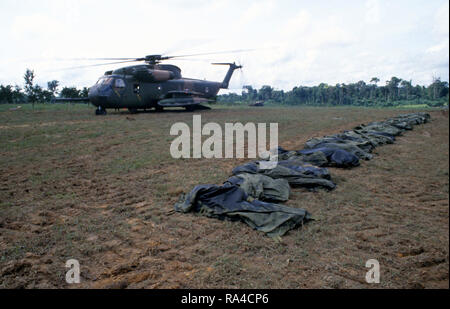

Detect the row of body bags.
[{"left": 174, "top": 112, "right": 431, "bottom": 237}]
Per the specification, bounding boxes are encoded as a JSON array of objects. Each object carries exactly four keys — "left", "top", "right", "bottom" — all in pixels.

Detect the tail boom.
[{"left": 212, "top": 62, "right": 242, "bottom": 89}]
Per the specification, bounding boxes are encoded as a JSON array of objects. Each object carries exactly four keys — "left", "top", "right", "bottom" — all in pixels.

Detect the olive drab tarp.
[
  {"left": 298, "top": 147, "right": 360, "bottom": 168},
  {"left": 353, "top": 122, "right": 404, "bottom": 137},
  {"left": 305, "top": 136, "right": 375, "bottom": 153},
  {"left": 226, "top": 173, "right": 291, "bottom": 202},
  {"left": 277, "top": 160, "right": 332, "bottom": 179},
  {"left": 282, "top": 150, "right": 330, "bottom": 167},
  {"left": 341, "top": 130, "right": 395, "bottom": 146},
  {"left": 174, "top": 112, "right": 431, "bottom": 236},
  {"left": 232, "top": 161, "right": 336, "bottom": 190},
  {"left": 174, "top": 183, "right": 312, "bottom": 237},
  {"left": 303, "top": 141, "right": 373, "bottom": 160}
]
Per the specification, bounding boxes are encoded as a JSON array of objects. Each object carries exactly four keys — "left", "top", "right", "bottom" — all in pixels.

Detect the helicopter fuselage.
[
  {"left": 87, "top": 63, "right": 240, "bottom": 113},
  {"left": 88, "top": 75, "right": 221, "bottom": 109}
]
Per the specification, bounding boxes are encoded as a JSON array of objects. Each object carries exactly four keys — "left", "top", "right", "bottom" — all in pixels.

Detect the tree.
[
  {"left": 60, "top": 87, "right": 81, "bottom": 98},
  {"left": 356, "top": 80, "right": 367, "bottom": 101},
  {"left": 216, "top": 75, "right": 447, "bottom": 107},
  {"left": 47, "top": 80, "right": 59, "bottom": 97},
  {"left": 386, "top": 77, "right": 402, "bottom": 101},
  {"left": 33, "top": 85, "right": 44, "bottom": 102},
  {"left": 0, "top": 85, "right": 14, "bottom": 103},
  {"left": 24, "top": 69, "right": 37, "bottom": 105},
  {"left": 400, "top": 80, "right": 412, "bottom": 100},
  {"left": 258, "top": 85, "right": 273, "bottom": 101},
  {"left": 242, "top": 85, "right": 254, "bottom": 101},
  {"left": 370, "top": 77, "right": 380, "bottom": 85},
  {"left": 15, "top": 86, "right": 25, "bottom": 103},
  {"left": 271, "top": 89, "right": 284, "bottom": 103},
  {"left": 428, "top": 77, "right": 449, "bottom": 100},
  {"left": 369, "top": 77, "right": 379, "bottom": 99},
  {"left": 80, "top": 87, "right": 89, "bottom": 98},
  {"left": 35, "top": 85, "right": 53, "bottom": 102}
]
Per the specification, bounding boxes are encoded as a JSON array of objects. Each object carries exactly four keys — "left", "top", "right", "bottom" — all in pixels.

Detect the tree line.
[
  {"left": 219, "top": 76, "right": 449, "bottom": 107},
  {"left": 1, "top": 69, "right": 448, "bottom": 107},
  {"left": 0, "top": 69, "right": 89, "bottom": 104}
]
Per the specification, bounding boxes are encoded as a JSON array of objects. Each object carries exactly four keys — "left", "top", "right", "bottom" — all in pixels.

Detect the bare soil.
[{"left": 0, "top": 105, "right": 448, "bottom": 288}]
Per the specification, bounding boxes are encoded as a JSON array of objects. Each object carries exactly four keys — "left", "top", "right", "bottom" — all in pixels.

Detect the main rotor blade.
[
  {"left": 169, "top": 58, "right": 216, "bottom": 62},
  {"left": 56, "top": 57, "right": 141, "bottom": 61},
  {"left": 54, "top": 59, "right": 141, "bottom": 71},
  {"left": 166, "top": 48, "right": 260, "bottom": 59}
]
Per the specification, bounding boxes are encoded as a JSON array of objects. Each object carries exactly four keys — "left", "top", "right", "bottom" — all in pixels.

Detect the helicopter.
[{"left": 57, "top": 52, "right": 244, "bottom": 115}]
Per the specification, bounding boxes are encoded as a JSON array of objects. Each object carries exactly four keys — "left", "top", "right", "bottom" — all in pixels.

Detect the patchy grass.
[
  {"left": 396, "top": 104, "right": 430, "bottom": 109},
  {"left": 0, "top": 104, "right": 448, "bottom": 288}
]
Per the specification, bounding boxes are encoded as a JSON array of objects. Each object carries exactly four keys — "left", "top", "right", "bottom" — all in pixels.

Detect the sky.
[{"left": 0, "top": 0, "right": 448, "bottom": 93}]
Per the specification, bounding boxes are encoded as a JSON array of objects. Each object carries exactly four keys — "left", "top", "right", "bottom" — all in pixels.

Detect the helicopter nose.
[
  {"left": 90, "top": 95, "right": 109, "bottom": 106},
  {"left": 88, "top": 85, "right": 111, "bottom": 106}
]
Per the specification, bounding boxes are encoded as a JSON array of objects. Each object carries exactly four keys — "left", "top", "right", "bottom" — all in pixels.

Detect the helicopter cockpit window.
[
  {"left": 96, "top": 77, "right": 113, "bottom": 85},
  {"left": 114, "top": 79, "right": 126, "bottom": 89}
]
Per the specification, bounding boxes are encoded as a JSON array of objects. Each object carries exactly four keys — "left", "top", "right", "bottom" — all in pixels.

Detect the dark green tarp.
[
  {"left": 232, "top": 161, "right": 336, "bottom": 190},
  {"left": 303, "top": 141, "right": 373, "bottom": 160},
  {"left": 282, "top": 150, "right": 331, "bottom": 167},
  {"left": 305, "top": 136, "right": 375, "bottom": 153},
  {"left": 174, "top": 184, "right": 311, "bottom": 237},
  {"left": 226, "top": 172, "right": 291, "bottom": 202},
  {"left": 342, "top": 130, "right": 395, "bottom": 146},
  {"left": 175, "top": 112, "right": 431, "bottom": 236},
  {"left": 298, "top": 147, "right": 360, "bottom": 167},
  {"left": 354, "top": 122, "right": 404, "bottom": 137}
]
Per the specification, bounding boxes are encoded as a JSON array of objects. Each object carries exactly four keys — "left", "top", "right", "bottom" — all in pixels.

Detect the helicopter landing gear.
[
  {"left": 95, "top": 106, "right": 107, "bottom": 115},
  {"left": 185, "top": 105, "right": 196, "bottom": 112},
  {"left": 128, "top": 107, "right": 138, "bottom": 114}
]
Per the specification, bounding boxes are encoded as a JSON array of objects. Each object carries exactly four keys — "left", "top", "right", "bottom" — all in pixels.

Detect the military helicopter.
[{"left": 59, "top": 51, "right": 245, "bottom": 115}]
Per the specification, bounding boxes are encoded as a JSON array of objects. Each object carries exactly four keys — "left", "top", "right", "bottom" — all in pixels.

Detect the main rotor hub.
[{"left": 144, "top": 55, "right": 169, "bottom": 64}]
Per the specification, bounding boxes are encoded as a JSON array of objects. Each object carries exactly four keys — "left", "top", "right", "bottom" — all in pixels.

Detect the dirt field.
[{"left": 0, "top": 104, "right": 448, "bottom": 289}]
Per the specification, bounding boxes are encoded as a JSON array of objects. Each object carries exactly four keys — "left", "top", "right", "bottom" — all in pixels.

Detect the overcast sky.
[{"left": 0, "top": 0, "right": 448, "bottom": 92}]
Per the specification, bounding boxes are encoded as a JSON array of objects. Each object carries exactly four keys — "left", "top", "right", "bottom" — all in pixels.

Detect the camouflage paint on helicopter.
[{"left": 85, "top": 54, "right": 242, "bottom": 115}]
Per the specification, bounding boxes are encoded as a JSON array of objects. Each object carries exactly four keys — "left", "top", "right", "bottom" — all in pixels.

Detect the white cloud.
[
  {"left": 281, "top": 9, "right": 310, "bottom": 36},
  {"left": 239, "top": 0, "right": 275, "bottom": 25},
  {"left": 11, "top": 13, "right": 64, "bottom": 40},
  {"left": 434, "top": 1, "right": 449, "bottom": 36},
  {"left": 365, "top": 0, "right": 380, "bottom": 24},
  {"left": 426, "top": 39, "right": 449, "bottom": 53},
  {"left": 0, "top": 0, "right": 447, "bottom": 91}
]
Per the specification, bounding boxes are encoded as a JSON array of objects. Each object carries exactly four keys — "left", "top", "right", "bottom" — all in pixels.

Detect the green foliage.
[
  {"left": 80, "top": 87, "right": 89, "bottom": 98},
  {"left": 0, "top": 84, "right": 26, "bottom": 104},
  {"left": 47, "top": 80, "right": 59, "bottom": 96},
  {"left": 0, "top": 69, "right": 88, "bottom": 104},
  {"left": 60, "top": 87, "right": 81, "bottom": 98},
  {"left": 1, "top": 69, "right": 448, "bottom": 108},
  {"left": 218, "top": 76, "right": 449, "bottom": 107},
  {"left": 23, "top": 69, "right": 36, "bottom": 103},
  {"left": 0, "top": 85, "right": 14, "bottom": 103}
]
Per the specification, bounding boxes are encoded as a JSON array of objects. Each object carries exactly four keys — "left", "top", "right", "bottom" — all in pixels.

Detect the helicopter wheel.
[{"left": 95, "top": 107, "right": 107, "bottom": 115}]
